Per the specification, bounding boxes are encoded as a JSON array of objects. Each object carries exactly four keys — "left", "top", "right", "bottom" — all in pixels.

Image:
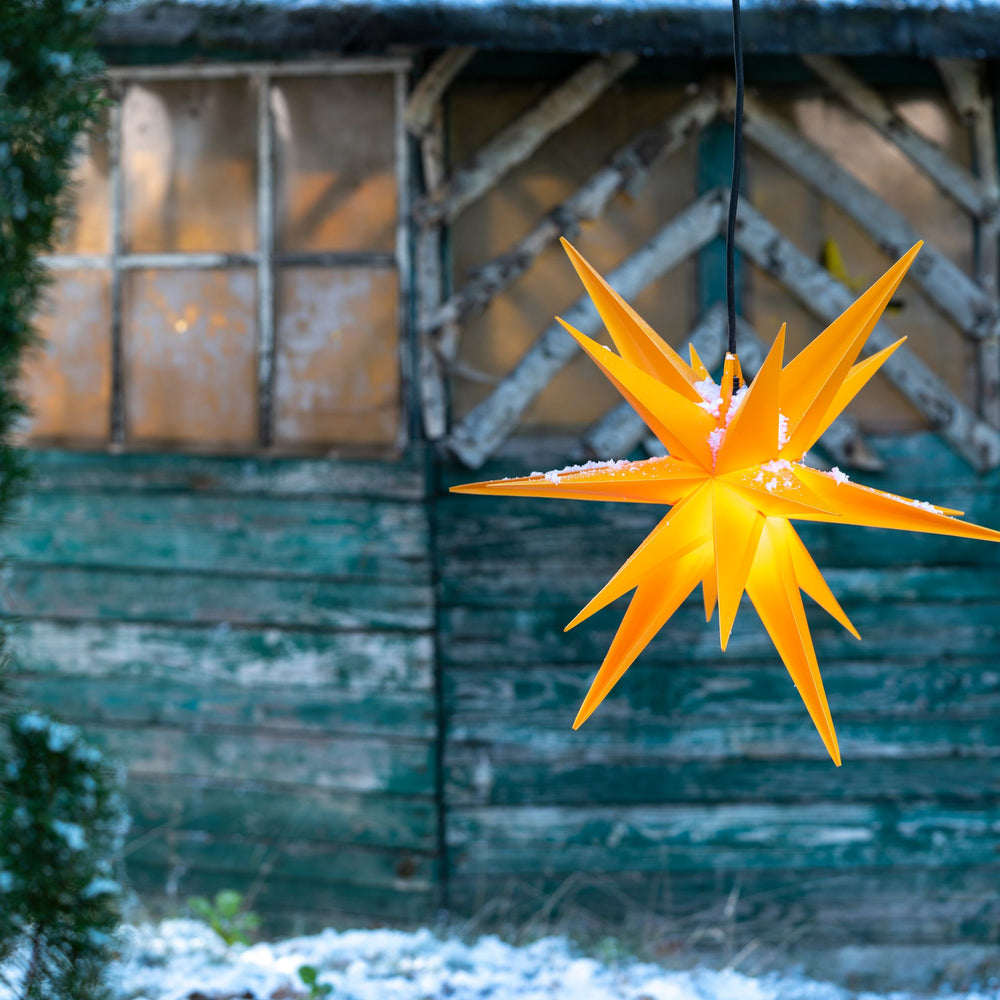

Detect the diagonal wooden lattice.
[{"left": 407, "top": 52, "right": 1000, "bottom": 471}]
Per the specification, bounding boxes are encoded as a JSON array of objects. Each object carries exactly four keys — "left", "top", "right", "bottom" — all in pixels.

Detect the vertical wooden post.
[
  {"left": 256, "top": 72, "right": 276, "bottom": 448},
  {"left": 109, "top": 83, "right": 125, "bottom": 447}
]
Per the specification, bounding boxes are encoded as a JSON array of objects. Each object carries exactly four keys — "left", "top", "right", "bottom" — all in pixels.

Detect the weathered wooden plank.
[
  {"left": 128, "top": 830, "right": 436, "bottom": 892},
  {"left": 7, "top": 491, "right": 430, "bottom": 581},
  {"left": 447, "top": 865, "right": 1000, "bottom": 946},
  {"left": 443, "top": 657, "right": 1000, "bottom": 727},
  {"left": 25, "top": 449, "right": 427, "bottom": 500},
  {"left": 802, "top": 55, "right": 997, "bottom": 222},
  {"left": 87, "top": 723, "right": 435, "bottom": 795},
  {"left": 734, "top": 199, "right": 1000, "bottom": 469},
  {"left": 404, "top": 47, "right": 476, "bottom": 139},
  {"left": 0, "top": 564, "right": 433, "bottom": 630},
  {"left": 740, "top": 94, "right": 999, "bottom": 342},
  {"left": 436, "top": 497, "right": 1000, "bottom": 575},
  {"left": 447, "top": 190, "right": 727, "bottom": 467},
  {"left": 126, "top": 777, "right": 436, "bottom": 851},
  {"left": 424, "top": 89, "right": 721, "bottom": 335},
  {"left": 439, "top": 600, "right": 1000, "bottom": 669},
  {"left": 11, "top": 675, "right": 436, "bottom": 740},
  {"left": 4, "top": 620, "right": 434, "bottom": 693},
  {"left": 444, "top": 713, "right": 1000, "bottom": 764},
  {"left": 446, "top": 750, "right": 1000, "bottom": 808},
  {"left": 447, "top": 802, "right": 1000, "bottom": 874},
  {"left": 415, "top": 53, "right": 638, "bottom": 227},
  {"left": 439, "top": 562, "right": 1000, "bottom": 608}
]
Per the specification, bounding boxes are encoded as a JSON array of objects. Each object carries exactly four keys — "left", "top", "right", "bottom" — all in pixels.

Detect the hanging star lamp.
[{"left": 450, "top": 0, "right": 1000, "bottom": 765}]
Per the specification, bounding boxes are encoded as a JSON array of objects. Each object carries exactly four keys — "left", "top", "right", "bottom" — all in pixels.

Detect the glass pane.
[
  {"left": 274, "top": 268, "right": 399, "bottom": 446},
  {"left": 274, "top": 75, "right": 397, "bottom": 253},
  {"left": 54, "top": 108, "right": 111, "bottom": 255},
  {"left": 122, "top": 79, "right": 257, "bottom": 254},
  {"left": 21, "top": 271, "right": 111, "bottom": 443},
  {"left": 124, "top": 269, "right": 258, "bottom": 447}
]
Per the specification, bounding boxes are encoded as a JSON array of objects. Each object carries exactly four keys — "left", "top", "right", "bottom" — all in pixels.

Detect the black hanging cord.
[{"left": 726, "top": 0, "right": 745, "bottom": 368}]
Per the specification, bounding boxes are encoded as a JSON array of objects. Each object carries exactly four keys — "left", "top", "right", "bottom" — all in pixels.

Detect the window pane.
[
  {"left": 275, "top": 268, "right": 399, "bottom": 446},
  {"left": 124, "top": 269, "right": 258, "bottom": 447},
  {"left": 122, "top": 79, "right": 257, "bottom": 254},
  {"left": 21, "top": 271, "right": 111, "bottom": 443},
  {"left": 274, "top": 75, "right": 397, "bottom": 253},
  {"left": 54, "top": 110, "right": 111, "bottom": 255}
]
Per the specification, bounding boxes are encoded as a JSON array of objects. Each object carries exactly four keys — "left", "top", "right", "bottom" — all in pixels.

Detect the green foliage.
[
  {"left": 297, "top": 965, "right": 334, "bottom": 999},
  {"left": 0, "top": 712, "right": 129, "bottom": 999},
  {"left": 188, "top": 890, "right": 261, "bottom": 947},
  {"left": 0, "top": 8, "right": 116, "bottom": 998},
  {"left": 0, "top": 0, "right": 106, "bottom": 529}
]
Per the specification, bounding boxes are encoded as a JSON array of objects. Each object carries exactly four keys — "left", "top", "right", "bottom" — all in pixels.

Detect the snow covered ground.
[{"left": 89, "top": 921, "right": 998, "bottom": 1000}]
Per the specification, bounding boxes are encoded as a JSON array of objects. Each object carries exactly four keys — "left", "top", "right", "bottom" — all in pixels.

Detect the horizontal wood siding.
[
  {"left": 2, "top": 449, "right": 437, "bottom": 929},
  {"left": 7, "top": 434, "right": 1000, "bottom": 946},
  {"left": 435, "top": 432, "right": 1000, "bottom": 946}
]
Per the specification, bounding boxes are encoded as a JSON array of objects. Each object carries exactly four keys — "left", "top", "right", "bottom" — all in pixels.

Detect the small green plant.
[
  {"left": 297, "top": 965, "right": 333, "bottom": 999},
  {"left": 188, "top": 889, "right": 260, "bottom": 947},
  {"left": 0, "top": 711, "right": 129, "bottom": 1000}
]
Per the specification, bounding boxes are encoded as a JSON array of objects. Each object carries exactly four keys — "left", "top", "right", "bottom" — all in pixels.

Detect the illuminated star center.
[{"left": 452, "top": 239, "right": 1000, "bottom": 765}]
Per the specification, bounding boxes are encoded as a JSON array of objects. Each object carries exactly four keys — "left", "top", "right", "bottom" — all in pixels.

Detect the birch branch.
[
  {"left": 404, "top": 47, "right": 476, "bottom": 138},
  {"left": 422, "top": 87, "right": 720, "bottom": 336},
  {"left": 802, "top": 55, "right": 998, "bottom": 222},
  {"left": 740, "top": 91, "right": 999, "bottom": 340},
  {"left": 415, "top": 52, "right": 638, "bottom": 228},
  {"left": 735, "top": 199, "right": 1000, "bottom": 470},
  {"left": 936, "top": 57, "right": 1000, "bottom": 427},
  {"left": 447, "top": 190, "right": 727, "bottom": 468}
]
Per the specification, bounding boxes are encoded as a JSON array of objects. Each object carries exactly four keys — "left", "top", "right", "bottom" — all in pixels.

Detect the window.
[{"left": 24, "top": 59, "right": 410, "bottom": 454}]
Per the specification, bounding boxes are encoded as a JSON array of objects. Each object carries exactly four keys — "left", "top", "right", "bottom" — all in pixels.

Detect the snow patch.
[
  {"left": 35, "top": 920, "right": 990, "bottom": 1000},
  {"left": 530, "top": 459, "right": 635, "bottom": 483},
  {"left": 778, "top": 411, "right": 789, "bottom": 448},
  {"left": 708, "top": 427, "right": 726, "bottom": 462},
  {"left": 829, "top": 466, "right": 850, "bottom": 485}
]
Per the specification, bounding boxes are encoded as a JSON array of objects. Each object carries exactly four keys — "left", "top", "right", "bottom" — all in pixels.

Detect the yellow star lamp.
[{"left": 452, "top": 239, "right": 1000, "bottom": 765}]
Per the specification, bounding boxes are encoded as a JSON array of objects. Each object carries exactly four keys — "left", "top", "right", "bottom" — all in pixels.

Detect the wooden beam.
[
  {"left": 415, "top": 52, "right": 638, "bottom": 228},
  {"left": 414, "top": 106, "right": 453, "bottom": 440},
  {"left": 447, "top": 190, "right": 727, "bottom": 468},
  {"left": 802, "top": 55, "right": 998, "bottom": 223},
  {"left": 404, "top": 47, "right": 476, "bottom": 139},
  {"left": 740, "top": 91, "right": 999, "bottom": 341},
  {"left": 585, "top": 305, "right": 727, "bottom": 458},
  {"left": 734, "top": 199, "right": 1000, "bottom": 470},
  {"left": 422, "top": 88, "right": 720, "bottom": 335},
  {"left": 936, "top": 58, "right": 1000, "bottom": 428}
]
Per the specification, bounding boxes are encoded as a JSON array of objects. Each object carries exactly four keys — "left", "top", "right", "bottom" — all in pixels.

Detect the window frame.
[{"left": 39, "top": 57, "right": 412, "bottom": 453}]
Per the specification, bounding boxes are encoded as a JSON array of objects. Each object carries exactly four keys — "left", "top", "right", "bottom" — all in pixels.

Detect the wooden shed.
[{"left": 9, "top": 0, "right": 1000, "bottom": 975}]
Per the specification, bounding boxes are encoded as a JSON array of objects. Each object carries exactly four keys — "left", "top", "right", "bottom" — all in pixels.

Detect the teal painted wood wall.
[
  {"left": 1, "top": 450, "right": 438, "bottom": 929},
  {"left": 4, "top": 434, "right": 1000, "bottom": 945},
  {"left": 436, "top": 434, "right": 1000, "bottom": 947}
]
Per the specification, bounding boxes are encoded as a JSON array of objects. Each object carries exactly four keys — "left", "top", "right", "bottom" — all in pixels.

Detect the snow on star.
[{"left": 451, "top": 238, "right": 1000, "bottom": 765}]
